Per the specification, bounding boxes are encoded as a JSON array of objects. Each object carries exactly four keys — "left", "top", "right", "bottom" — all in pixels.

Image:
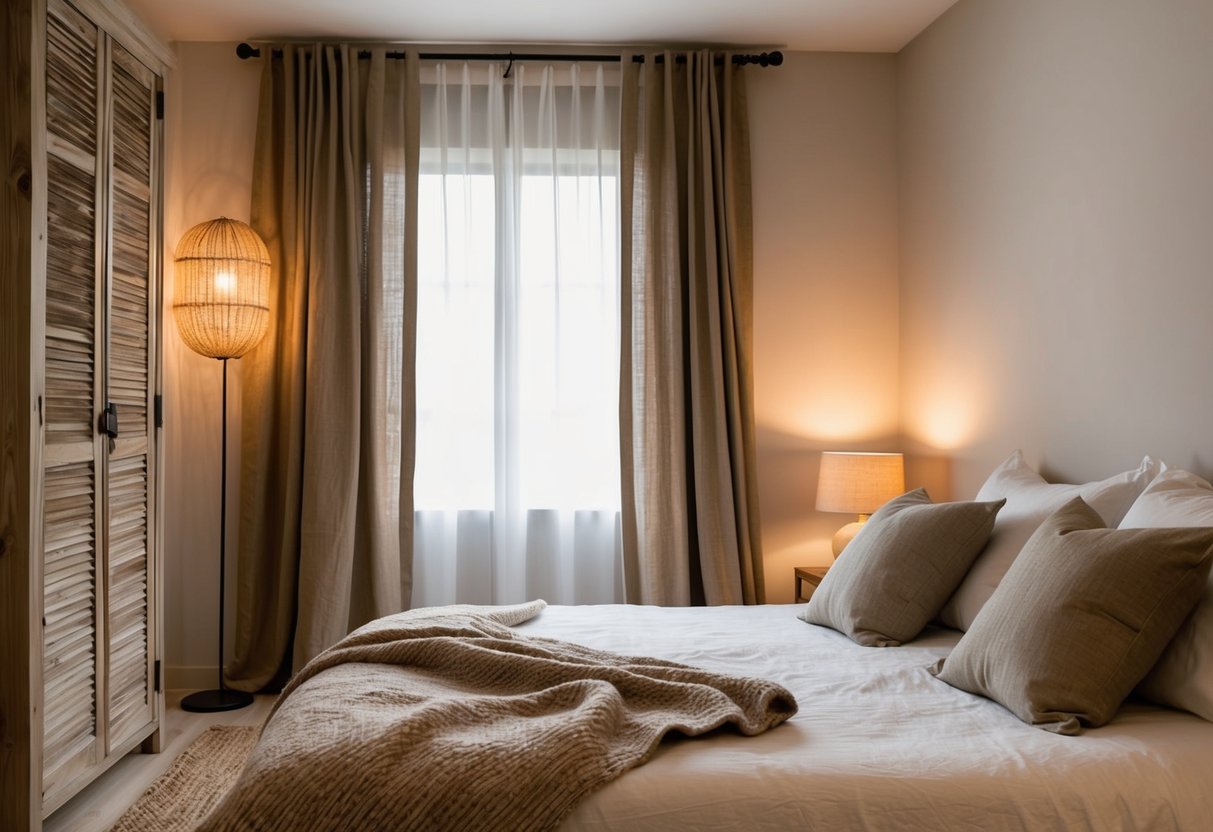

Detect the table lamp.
[{"left": 816, "top": 451, "right": 905, "bottom": 558}]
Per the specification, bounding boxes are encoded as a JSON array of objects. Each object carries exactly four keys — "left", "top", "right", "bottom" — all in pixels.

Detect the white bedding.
[{"left": 516, "top": 603, "right": 1213, "bottom": 831}]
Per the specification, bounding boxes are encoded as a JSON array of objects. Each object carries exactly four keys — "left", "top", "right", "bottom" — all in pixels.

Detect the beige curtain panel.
[
  {"left": 619, "top": 51, "right": 764, "bottom": 606},
  {"left": 229, "top": 44, "right": 421, "bottom": 690}
]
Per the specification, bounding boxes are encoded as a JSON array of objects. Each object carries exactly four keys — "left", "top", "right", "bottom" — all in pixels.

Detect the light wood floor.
[{"left": 43, "top": 691, "right": 277, "bottom": 832}]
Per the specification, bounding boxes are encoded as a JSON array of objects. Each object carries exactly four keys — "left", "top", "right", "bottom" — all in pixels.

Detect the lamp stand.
[
  {"left": 182, "top": 357, "right": 254, "bottom": 713},
  {"left": 831, "top": 513, "right": 871, "bottom": 559}
]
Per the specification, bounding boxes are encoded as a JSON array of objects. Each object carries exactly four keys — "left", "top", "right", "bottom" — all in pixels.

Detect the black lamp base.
[{"left": 180, "top": 688, "right": 254, "bottom": 713}]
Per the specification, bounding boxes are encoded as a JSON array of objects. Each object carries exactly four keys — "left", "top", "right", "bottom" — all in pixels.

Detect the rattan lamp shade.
[{"left": 173, "top": 217, "right": 271, "bottom": 359}]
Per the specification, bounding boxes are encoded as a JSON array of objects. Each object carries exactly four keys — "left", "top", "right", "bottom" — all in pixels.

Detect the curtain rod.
[{"left": 235, "top": 42, "right": 783, "bottom": 67}]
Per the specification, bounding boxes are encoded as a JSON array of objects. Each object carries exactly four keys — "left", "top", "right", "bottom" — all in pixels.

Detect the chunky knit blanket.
[{"left": 198, "top": 601, "right": 797, "bottom": 832}]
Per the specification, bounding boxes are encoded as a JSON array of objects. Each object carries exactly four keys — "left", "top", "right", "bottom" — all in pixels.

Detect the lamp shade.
[
  {"left": 816, "top": 452, "right": 905, "bottom": 515},
  {"left": 173, "top": 217, "right": 271, "bottom": 359}
]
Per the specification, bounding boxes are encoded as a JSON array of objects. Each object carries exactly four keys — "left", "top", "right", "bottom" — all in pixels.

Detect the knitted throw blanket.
[{"left": 199, "top": 601, "right": 797, "bottom": 832}]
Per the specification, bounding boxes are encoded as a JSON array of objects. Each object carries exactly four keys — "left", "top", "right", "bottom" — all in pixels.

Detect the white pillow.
[
  {"left": 1119, "top": 468, "right": 1213, "bottom": 722},
  {"left": 937, "top": 451, "right": 1159, "bottom": 631}
]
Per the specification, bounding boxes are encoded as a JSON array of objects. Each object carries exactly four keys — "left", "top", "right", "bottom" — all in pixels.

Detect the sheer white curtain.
[{"left": 412, "top": 61, "right": 622, "bottom": 607}]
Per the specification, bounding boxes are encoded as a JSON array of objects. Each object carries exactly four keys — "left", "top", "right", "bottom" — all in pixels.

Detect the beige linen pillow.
[
  {"left": 1118, "top": 468, "right": 1213, "bottom": 721},
  {"left": 931, "top": 498, "right": 1213, "bottom": 735},
  {"left": 800, "top": 489, "right": 1004, "bottom": 647},
  {"left": 937, "top": 451, "right": 1159, "bottom": 631}
]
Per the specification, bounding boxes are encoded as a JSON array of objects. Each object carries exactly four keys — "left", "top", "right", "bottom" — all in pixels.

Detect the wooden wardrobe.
[{"left": 1, "top": 0, "right": 170, "bottom": 827}]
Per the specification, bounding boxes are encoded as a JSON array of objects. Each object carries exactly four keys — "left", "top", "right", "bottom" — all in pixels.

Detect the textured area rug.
[{"left": 108, "top": 725, "right": 258, "bottom": 832}]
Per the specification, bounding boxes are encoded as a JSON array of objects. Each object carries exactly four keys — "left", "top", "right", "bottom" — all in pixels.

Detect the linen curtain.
[
  {"left": 619, "top": 51, "right": 764, "bottom": 606},
  {"left": 411, "top": 61, "right": 624, "bottom": 607},
  {"left": 229, "top": 45, "right": 420, "bottom": 689}
]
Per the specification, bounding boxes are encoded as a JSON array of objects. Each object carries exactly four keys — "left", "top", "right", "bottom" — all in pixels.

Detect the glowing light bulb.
[{"left": 214, "top": 271, "right": 235, "bottom": 296}]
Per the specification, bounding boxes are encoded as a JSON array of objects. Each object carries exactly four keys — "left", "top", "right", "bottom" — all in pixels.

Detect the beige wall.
[
  {"left": 163, "top": 42, "right": 262, "bottom": 688},
  {"left": 749, "top": 53, "right": 901, "bottom": 602},
  {"left": 899, "top": 0, "right": 1213, "bottom": 500}
]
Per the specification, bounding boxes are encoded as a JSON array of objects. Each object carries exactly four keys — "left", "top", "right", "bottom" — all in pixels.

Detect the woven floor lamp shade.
[{"left": 173, "top": 217, "right": 271, "bottom": 359}]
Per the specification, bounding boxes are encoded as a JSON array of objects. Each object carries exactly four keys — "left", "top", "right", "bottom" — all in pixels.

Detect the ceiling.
[{"left": 123, "top": 0, "right": 962, "bottom": 53}]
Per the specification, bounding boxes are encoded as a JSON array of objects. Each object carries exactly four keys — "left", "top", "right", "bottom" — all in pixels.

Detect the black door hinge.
[
  {"left": 154, "top": 394, "right": 163, "bottom": 428},
  {"left": 154, "top": 659, "right": 162, "bottom": 693},
  {"left": 155, "top": 90, "right": 164, "bottom": 120}
]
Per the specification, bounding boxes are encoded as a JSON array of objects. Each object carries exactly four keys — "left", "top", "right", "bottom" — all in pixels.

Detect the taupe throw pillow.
[
  {"left": 800, "top": 489, "right": 1004, "bottom": 647},
  {"left": 930, "top": 497, "right": 1213, "bottom": 735}
]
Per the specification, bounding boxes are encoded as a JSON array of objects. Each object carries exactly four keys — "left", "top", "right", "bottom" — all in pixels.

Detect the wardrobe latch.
[{"left": 100, "top": 402, "right": 119, "bottom": 439}]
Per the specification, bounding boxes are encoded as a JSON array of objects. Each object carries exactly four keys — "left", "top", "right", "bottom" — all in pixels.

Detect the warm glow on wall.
[
  {"left": 797, "top": 409, "right": 891, "bottom": 443},
  {"left": 754, "top": 294, "right": 900, "bottom": 446},
  {"left": 905, "top": 386, "right": 982, "bottom": 451},
  {"left": 914, "top": 404, "right": 971, "bottom": 449},
  {"left": 765, "top": 384, "right": 901, "bottom": 444}
]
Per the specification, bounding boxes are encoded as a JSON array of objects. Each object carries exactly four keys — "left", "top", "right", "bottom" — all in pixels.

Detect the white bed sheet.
[{"left": 516, "top": 603, "right": 1213, "bottom": 831}]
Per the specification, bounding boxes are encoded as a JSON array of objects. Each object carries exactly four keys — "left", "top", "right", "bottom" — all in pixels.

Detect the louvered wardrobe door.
[
  {"left": 41, "top": 0, "right": 104, "bottom": 801},
  {"left": 105, "top": 41, "right": 158, "bottom": 752}
]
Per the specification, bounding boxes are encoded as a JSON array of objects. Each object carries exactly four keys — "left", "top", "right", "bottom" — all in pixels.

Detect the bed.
[
  {"left": 203, "top": 454, "right": 1213, "bottom": 830},
  {"left": 207, "top": 601, "right": 1213, "bottom": 831}
]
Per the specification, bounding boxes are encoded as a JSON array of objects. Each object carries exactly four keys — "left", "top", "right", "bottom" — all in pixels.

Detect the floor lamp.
[{"left": 173, "top": 217, "right": 271, "bottom": 712}]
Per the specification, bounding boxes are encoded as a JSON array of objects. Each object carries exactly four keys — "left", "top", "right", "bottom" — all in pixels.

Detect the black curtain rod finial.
[
  {"left": 234, "top": 42, "right": 783, "bottom": 68},
  {"left": 742, "top": 51, "right": 783, "bottom": 67}
]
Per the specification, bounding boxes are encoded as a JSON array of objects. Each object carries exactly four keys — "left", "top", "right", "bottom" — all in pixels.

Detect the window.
[{"left": 412, "top": 62, "right": 622, "bottom": 606}]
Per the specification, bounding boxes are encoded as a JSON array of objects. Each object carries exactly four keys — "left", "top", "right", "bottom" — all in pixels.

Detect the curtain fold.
[
  {"left": 230, "top": 45, "right": 420, "bottom": 689},
  {"left": 619, "top": 51, "right": 764, "bottom": 606}
]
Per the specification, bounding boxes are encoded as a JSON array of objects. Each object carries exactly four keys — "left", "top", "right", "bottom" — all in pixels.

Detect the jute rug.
[{"left": 108, "top": 725, "right": 259, "bottom": 832}]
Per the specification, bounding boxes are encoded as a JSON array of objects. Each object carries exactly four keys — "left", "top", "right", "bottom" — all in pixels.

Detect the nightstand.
[{"left": 794, "top": 566, "right": 830, "bottom": 603}]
